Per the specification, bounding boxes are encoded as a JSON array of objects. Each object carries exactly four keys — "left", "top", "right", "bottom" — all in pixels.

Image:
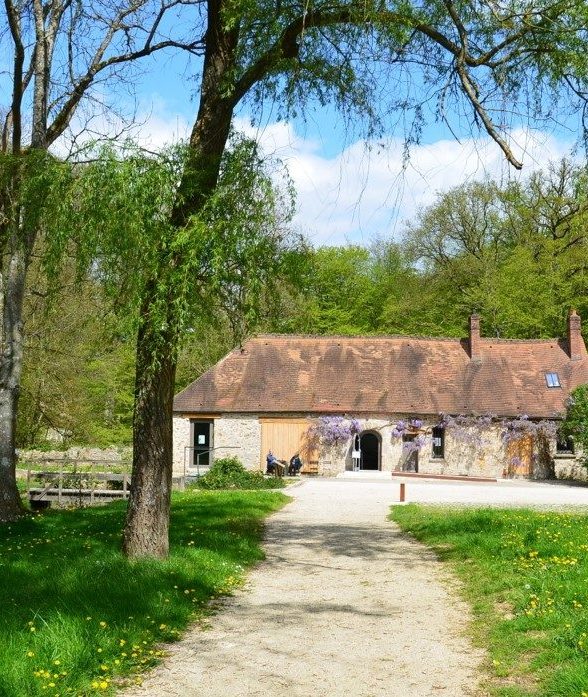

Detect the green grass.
[
  {"left": 0, "top": 489, "right": 288, "bottom": 696},
  {"left": 391, "top": 505, "right": 588, "bottom": 697}
]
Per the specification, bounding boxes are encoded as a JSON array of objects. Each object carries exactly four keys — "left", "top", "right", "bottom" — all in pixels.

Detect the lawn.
[
  {"left": 0, "top": 489, "right": 288, "bottom": 696},
  {"left": 391, "top": 505, "right": 588, "bottom": 697}
]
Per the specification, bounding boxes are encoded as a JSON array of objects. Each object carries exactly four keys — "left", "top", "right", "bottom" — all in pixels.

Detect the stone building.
[{"left": 172, "top": 311, "right": 588, "bottom": 480}]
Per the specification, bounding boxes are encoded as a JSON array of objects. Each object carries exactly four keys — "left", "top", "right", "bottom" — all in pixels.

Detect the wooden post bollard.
[{"left": 399, "top": 482, "right": 405, "bottom": 502}]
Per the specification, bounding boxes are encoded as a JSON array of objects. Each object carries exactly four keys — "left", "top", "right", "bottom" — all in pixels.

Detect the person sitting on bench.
[
  {"left": 266, "top": 451, "right": 285, "bottom": 476},
  {"left": 288, "top": 453, "right": 303, "bottom": 475}
]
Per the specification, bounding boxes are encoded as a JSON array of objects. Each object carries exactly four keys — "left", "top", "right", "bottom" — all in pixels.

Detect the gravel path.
[{"left": 124, "top": 479, "right": 483, "bottom": 697}]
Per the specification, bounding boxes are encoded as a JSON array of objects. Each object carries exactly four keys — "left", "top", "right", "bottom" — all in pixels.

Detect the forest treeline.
[{"left": 20, "top": 158, "right": 588, "bottom": 449}]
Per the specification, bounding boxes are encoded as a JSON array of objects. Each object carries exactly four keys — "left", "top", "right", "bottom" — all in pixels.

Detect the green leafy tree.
[
  {"left": 562, "top": 385, "right": 588, "bottom": 467},
  {"left": 127, "top": 1, "right": 588, "bottom": 556},
  {"left": 403, "top": 159, "right": 588, "bottom": 339},
  {"left": 274, "top": 243, "right": 416, "bottom": 335},
  {"left": 0, "top": 0, "right": 196, "bottom": 520},
  {"left": 18, "top": 266, "right": 136, "bottom": 448},
  {"left": 50, "top": 137, "right": 299, "bottom": 555}
]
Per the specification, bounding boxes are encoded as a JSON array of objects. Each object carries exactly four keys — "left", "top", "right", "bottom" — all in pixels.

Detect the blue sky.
[
  {"left": 61, "top": 48, "right": 580, "bottom": 247},
  {"left": 2, "top": 3, "right": 583, "bottom": 249}
]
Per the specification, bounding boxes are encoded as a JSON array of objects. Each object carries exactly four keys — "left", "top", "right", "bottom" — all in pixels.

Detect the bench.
[{"left": 302, "top": 460, "right": 319, "bottom": 476}]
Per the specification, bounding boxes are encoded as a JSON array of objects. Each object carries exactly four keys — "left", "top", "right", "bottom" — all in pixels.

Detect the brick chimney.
[
  {"left": 567, "top": 309, "right": 584, "bottom": 360},
  {"left": 469, "top": 314, "right": 481, "bottom": 360}
]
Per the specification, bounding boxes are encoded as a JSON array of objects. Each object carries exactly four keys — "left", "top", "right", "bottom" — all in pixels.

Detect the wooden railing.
[{"left": 26, "top": 458, "right": 130, "bottom": 508}]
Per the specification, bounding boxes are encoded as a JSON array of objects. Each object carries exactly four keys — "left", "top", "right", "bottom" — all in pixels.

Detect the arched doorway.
[{"left": 360, "top": 431, "right": 380, "bottom": 470}]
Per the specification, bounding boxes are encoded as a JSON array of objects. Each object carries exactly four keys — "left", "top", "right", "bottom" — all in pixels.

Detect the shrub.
[
  {"left": 194, "top": 456, "right": 285, "bottom": 490},
  {"left": 562, "top": 384, "right": 588, "bottom": 467}
]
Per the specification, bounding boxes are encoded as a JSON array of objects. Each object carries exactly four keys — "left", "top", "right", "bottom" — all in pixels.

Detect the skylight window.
[{"left": 545, "top": 372, "right": 561, "bottom": 388}]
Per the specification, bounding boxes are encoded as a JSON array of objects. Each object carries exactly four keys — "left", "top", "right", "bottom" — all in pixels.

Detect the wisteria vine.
[
  {"left": 306, "top": 416, "right": 363, "bottom": 447},
  {"left": 390, "top": 413, "right": 558, "bottom": 461}
]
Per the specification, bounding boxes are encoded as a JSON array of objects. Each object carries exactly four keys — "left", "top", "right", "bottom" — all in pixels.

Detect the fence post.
[
  {"left": 58, "top": 461, "right": 63, "bottom": 506},
  {"left": 399, "top": 482, "right": 406, "bottom": 503}
]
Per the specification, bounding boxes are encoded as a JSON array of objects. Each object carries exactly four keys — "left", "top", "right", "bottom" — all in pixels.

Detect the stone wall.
[
  {"left": 19, "top": 446, "right": 130, "bottom": 464},
  {"left": 314, "top": 417, "right": 506, "bottom": 478},
  {"left": 419, "top": 426, "right": 504, "bottom": 479},
  {"left": 213, "top": 414, "right": 261, "bottom": 470},
  {"left": 172, "top": 417, "right": 191, "bottom": 476},
  {"left": 553, "top": 455, "right": 587, "bottom": 481},
  {"left": 172, "top": 413, "right": 571, "bottom": 480},
  {"left": 315, "top": 417, "right": 559, "bottom": 480},
  {"left": 172, "top": 414, "right": 261, "bottom": 476}
]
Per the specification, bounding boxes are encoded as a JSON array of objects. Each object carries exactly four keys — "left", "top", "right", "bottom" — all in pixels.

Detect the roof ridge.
[{"left": 249, "top": 333, "right": 565, "bottom": 344}]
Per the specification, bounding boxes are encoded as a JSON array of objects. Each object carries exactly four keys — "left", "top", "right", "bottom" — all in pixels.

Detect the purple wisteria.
[
  {"left": 500, "top": 415, "right": 557, "bottom": 444},
  {"left": 306, "top": 416, "right": 363, "bottom": 447},
  {"left": 390, "top": 412, "right": 558, "bottom": 464},
  {"left": 391, "top": 419, "right": 428, "bottom": 452},
  {"left": 437, "top": 413, "right": 494, "bottom": 448}
]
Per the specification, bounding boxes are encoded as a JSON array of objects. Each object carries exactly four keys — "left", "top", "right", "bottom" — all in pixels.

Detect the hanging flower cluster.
[
  {"left": 306, "top": 416, "right": 362, "bottom": 447},
  {"left": 391, "top": 419, "right": 427, "bottom": 452},
  {"left": 437, "top": 413, "right": 495, "bottom": 448},
  {"left": 389, "top": 413, "right": 558, "bottom": 462},
  {"left": 500, "top": 415, "right": 557, "bottom": 444},
  {"left": 402, "top": 434, "right": 428, "bottom": 453},
  {"left": 391, "top": 419, "right": 423, "bottom": 439}
]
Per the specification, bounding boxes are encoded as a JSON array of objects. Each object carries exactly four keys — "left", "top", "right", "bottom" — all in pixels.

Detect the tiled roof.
[{"left": 173, "top": 331, "right": 588, "bottom": 419}]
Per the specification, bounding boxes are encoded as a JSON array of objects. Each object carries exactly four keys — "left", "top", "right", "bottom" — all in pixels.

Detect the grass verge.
[
  {"left": 391, "top": 505, "right": 588, "bottom": 697},
  {"left": 0, "top": 489, "right": 288, "bottom": 696}
]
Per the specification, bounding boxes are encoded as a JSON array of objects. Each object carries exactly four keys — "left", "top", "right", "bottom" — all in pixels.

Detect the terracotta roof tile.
[{"left": 173, "top": 331, "right": 588, "bottom": 419}]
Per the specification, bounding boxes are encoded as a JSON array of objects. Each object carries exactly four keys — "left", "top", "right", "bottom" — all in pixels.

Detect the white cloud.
[
  {"left": 236, "top": 121, "right": 573, "bottom": 246},
  {"left": 55, "top": 102, "right": 574, "bottom": 247}
]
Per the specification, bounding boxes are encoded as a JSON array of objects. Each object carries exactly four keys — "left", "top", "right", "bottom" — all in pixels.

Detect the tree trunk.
[
  {"left": 122, "top": 292, "right": 177, "bottom": 558},
  {"left": 121, "top": 3, "right": 239, "bottom": 558},
  {"left": 0, "top": 386, "right": 25, "bottom": 521},
  {"left": 0, "top": 247, "right": 28, "bottom": 520}
]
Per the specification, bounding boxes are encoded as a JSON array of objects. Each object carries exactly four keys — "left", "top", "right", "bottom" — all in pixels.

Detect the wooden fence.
[{"left": 26, "top": 458, "right": 130, "bottom": 508}]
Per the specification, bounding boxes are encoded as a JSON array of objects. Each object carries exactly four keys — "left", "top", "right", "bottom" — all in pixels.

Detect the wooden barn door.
[
  {"left": 505, "top": 435, "right": 534, "bottom": 478},
  {"left": 259, "top": 419, "right": 317, "bottom": 473}
]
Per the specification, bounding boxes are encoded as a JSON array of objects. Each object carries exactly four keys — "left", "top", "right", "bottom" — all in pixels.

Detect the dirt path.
[{"left": 124, "top": 479, "right": 483, "bottom": 696}]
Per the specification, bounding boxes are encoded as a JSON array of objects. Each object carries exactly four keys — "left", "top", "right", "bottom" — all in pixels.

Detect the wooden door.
[
  {"left": 505, "top": 435, "right": 534, "bottom": 477},
  {"left": 259, "top": 418, "right": 317, "bottom": 472}
]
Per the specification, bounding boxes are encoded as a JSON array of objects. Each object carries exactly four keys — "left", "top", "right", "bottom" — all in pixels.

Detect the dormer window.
[{"left": 545, "top": 372, "right": 561, "bottom": 388}]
